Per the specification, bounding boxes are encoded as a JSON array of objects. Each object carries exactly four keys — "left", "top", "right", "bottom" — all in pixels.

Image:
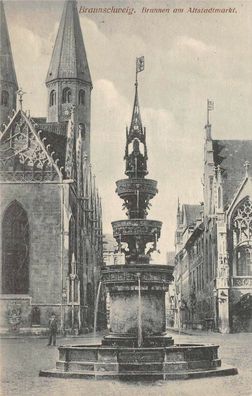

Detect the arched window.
[
  {"left": 205, "top": 238, "right": 208, "bottom": 281},
  {"left": 78, "top": 123, "right": 85, "bottom": 139},
  {"left": 232, "top": 197, "right": 252, "bottom": 276},
  {"left": 49, "top": 90, "right": 56, "bottom": 106},
  {"left": 218, "top": 187, "right": 222, "bottom": 209},
  {"left": 31, "top": 306, "right": 40, "bottom": 325},
  {"left": 232, "top": 197, "right": 252, "bottom": 246},
  {"left": 236, "top": 247, "right": 252, "bottom": 276},
  {"left": 79, "top": 89, "right": 85, "bottom": 105},
  {"left": 62, "top": 87, "right": 71, "bottom": 104},
  {"left": 1, "top": 90, "right": 9, "bottom": 106},
  {"left": 209, "top": 235, "right": 213, "bottom": 279},
  {"left": 2, "top": 201, "right": 29, "bottom": 294},
  {"left": 69, "top": 216, "right": 77, "bottom": 274}
]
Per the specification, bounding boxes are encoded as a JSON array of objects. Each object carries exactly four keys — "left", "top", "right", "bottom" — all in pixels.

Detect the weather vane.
[{"left": 135, "top": 56, "right": 145, "bottom": 85}]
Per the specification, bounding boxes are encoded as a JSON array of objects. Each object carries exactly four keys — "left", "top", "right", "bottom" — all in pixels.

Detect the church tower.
[
  {"left": 0, "top": 1, "right": 18, "bottom": 126},
  {"left": 45, "top": 0, "right": 92, "bottom": 159}
]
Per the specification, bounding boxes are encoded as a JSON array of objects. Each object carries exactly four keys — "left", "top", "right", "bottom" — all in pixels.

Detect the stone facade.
[
  {"left": 174, "top": 122, "right": 252, "bottom": 333},
  {"left": 0, "top": 1, "right": 104, "bottom": 334}
]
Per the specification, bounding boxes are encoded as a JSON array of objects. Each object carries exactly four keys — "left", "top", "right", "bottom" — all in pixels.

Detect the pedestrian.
[{"left": 47, "top": 313, "right": 57, "bottom": 346}]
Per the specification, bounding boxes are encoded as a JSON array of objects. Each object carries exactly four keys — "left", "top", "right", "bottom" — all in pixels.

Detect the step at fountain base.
[
  {"left": 39, "top": 343, "right": 238, "bottom": 381},
  {"left": 40, "top": 366, "right": 238, "bottom": 381}
]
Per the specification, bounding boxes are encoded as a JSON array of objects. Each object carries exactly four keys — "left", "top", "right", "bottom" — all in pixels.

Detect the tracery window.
[
  {"left": 62, "top": 87, "right": 71, "bottom": 104},
  {"left": 2, "top": 201, "right": 29, "bottom": 294},
  {"left": 232, "top": 197, "right": 252, "bottom": 246},
  {"left": 232, "top": 197, "right": 252, "bottom": 276},
  {"left": 1, "top": 90, "right": 9, "bottom": 106},
  {"left": 49, "top": 90, "right": 56, "bottom": 106}
]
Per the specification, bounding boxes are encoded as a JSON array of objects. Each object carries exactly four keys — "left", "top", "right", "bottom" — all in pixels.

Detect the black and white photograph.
[{"left": 0, "top": 0, "right": 251, "bottom": 395}]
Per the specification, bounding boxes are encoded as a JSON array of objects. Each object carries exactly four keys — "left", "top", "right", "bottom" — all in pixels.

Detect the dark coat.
[{"left": 49, "top": 318, "right": 57, "bottom": 333}]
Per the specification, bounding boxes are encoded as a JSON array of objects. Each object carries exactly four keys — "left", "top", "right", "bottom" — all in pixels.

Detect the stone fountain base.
[
  {"left": 39, "top": 338, "right": 238, "bottom": 381},
  {"left": 39, "top": 263, "right": 237, "bottom": 381}
]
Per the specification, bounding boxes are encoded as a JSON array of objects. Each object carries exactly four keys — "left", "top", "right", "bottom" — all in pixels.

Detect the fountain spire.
[
  {"left": 125, "top": 58, "right": 148, "bottom": 179},
  {"left": 113, "top": 61, "right": 161, "bottom": 265}
]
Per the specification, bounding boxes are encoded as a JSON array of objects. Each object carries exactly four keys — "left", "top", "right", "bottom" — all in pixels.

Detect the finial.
[
  {"left": 206, "top": 99, "right": 214, "bottom": 125},
  {"left": 244, "top": 161, "right": 250, "bottom": 178},
  {"left": 205, "top": 99, "right": 214, "bottom": 140},
  {"left": 215, "top": 164, "right": 222, "bottom": 180},
  {"left": 16, "top": 88, "right": 26, "bottom": 111}
]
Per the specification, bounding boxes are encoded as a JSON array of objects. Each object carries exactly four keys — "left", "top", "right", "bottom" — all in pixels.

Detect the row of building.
[{"left": 171, "top": 123, "right": 252, "bottom": 333}]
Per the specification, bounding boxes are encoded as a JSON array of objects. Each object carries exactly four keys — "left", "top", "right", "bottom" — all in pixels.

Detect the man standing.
[{"left": 47, "top": 313, "right": 57, "bottom": 346}]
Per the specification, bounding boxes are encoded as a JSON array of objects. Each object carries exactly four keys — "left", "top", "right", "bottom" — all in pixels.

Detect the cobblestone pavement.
[{"left": 0, "top": 331, "right": 252, "bottom": 396}]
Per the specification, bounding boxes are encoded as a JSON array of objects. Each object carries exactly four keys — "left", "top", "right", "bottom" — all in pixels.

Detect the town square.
[{"left": 0, "top": 0, "right": 251, "bottom": 395}]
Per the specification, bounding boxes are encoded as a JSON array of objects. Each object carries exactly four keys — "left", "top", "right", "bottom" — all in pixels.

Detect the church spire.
[
  {"left": 46, "top": 0, "right": 91, "bottom": 85},
  {"left": 129, "top": 81, "right": 143, "bottom": 138},
  {"left": 46, "top": 0, "right": 92, "bottom": 161},
  {"left": 0, "top": 0, "right": 18, "bottom": 125}
]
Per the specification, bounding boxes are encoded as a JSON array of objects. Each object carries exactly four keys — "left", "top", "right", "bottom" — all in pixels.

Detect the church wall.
[{"left": 0, "top": 182, "right": 63, "bottom": 329}]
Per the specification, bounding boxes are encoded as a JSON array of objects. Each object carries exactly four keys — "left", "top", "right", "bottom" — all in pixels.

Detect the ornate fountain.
[
  {"left": 101, "top": 70, "right": 173, "bottom": 348},
  {"left": 40, "top": 61, "right": 237, "bottom": 381}
]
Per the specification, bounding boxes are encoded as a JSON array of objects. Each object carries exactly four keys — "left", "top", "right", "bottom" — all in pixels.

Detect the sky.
[{"left": 3, "top": 0, "right": 252, "bottom": 261}]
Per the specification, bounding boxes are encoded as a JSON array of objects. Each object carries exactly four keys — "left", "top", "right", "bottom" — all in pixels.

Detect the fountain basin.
[
  {"left": 39, "top": 343, "right": 238, "bottom": 380},
  {"left": 102, "top": 265, "right": 173, "bottom": 337},
  {"left": 112, "top": 219, "right": 162, "bottom": 242},
  {"left": 116, "top": 178, "right": 158, "bottom": 199}
]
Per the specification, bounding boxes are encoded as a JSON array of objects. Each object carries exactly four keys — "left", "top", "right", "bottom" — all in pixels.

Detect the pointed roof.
[
  {"left": 213, "top": 139, "right": 252, "bottom": 207},
  {"left": 129, "top": 82, "right": 144, "bottom": 139},
  {"left": 46, "top": 0, "right": 92, "bottom": 85},
  {"left": 0, "top": 1, "right": 18, "bottom": 86},
  {"left": 183, "top": 204, "right": 202, "bottom": 228}
]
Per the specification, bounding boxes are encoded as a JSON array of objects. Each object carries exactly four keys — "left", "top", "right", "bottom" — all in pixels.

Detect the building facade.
[
  {"left": 174, "top": 121, "right": 252, "bottom": 333},
  {"left": 0, "top": 1, "right": 104, "bottom": 334}
]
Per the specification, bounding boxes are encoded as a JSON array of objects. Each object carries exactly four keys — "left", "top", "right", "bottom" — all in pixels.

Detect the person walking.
[{"left": 47, "top": 313, "right": 57, "bottom": 346}]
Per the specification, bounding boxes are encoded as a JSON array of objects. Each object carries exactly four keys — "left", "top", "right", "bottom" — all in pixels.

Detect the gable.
[
  {"left": 213, "top": 139, "right": 252, "bottom": 208},
  {"left": 0, "top": 111, "right": 62, "bottom": 182},
  {"left": 183, "top": 204, "right": 202, "bottom": 228}
]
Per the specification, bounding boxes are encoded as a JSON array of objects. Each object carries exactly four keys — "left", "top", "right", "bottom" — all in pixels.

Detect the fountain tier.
[
  {"left": 40, "top": 343, "right": 237, "bottom": 381},
  {"left": 102, "top": 264, "right": 173, "bottom": 346}
]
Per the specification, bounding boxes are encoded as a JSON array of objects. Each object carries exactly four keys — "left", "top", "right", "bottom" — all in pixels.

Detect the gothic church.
[{"left": 0, "top": 0, "right": 104, "bottom": 334}]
